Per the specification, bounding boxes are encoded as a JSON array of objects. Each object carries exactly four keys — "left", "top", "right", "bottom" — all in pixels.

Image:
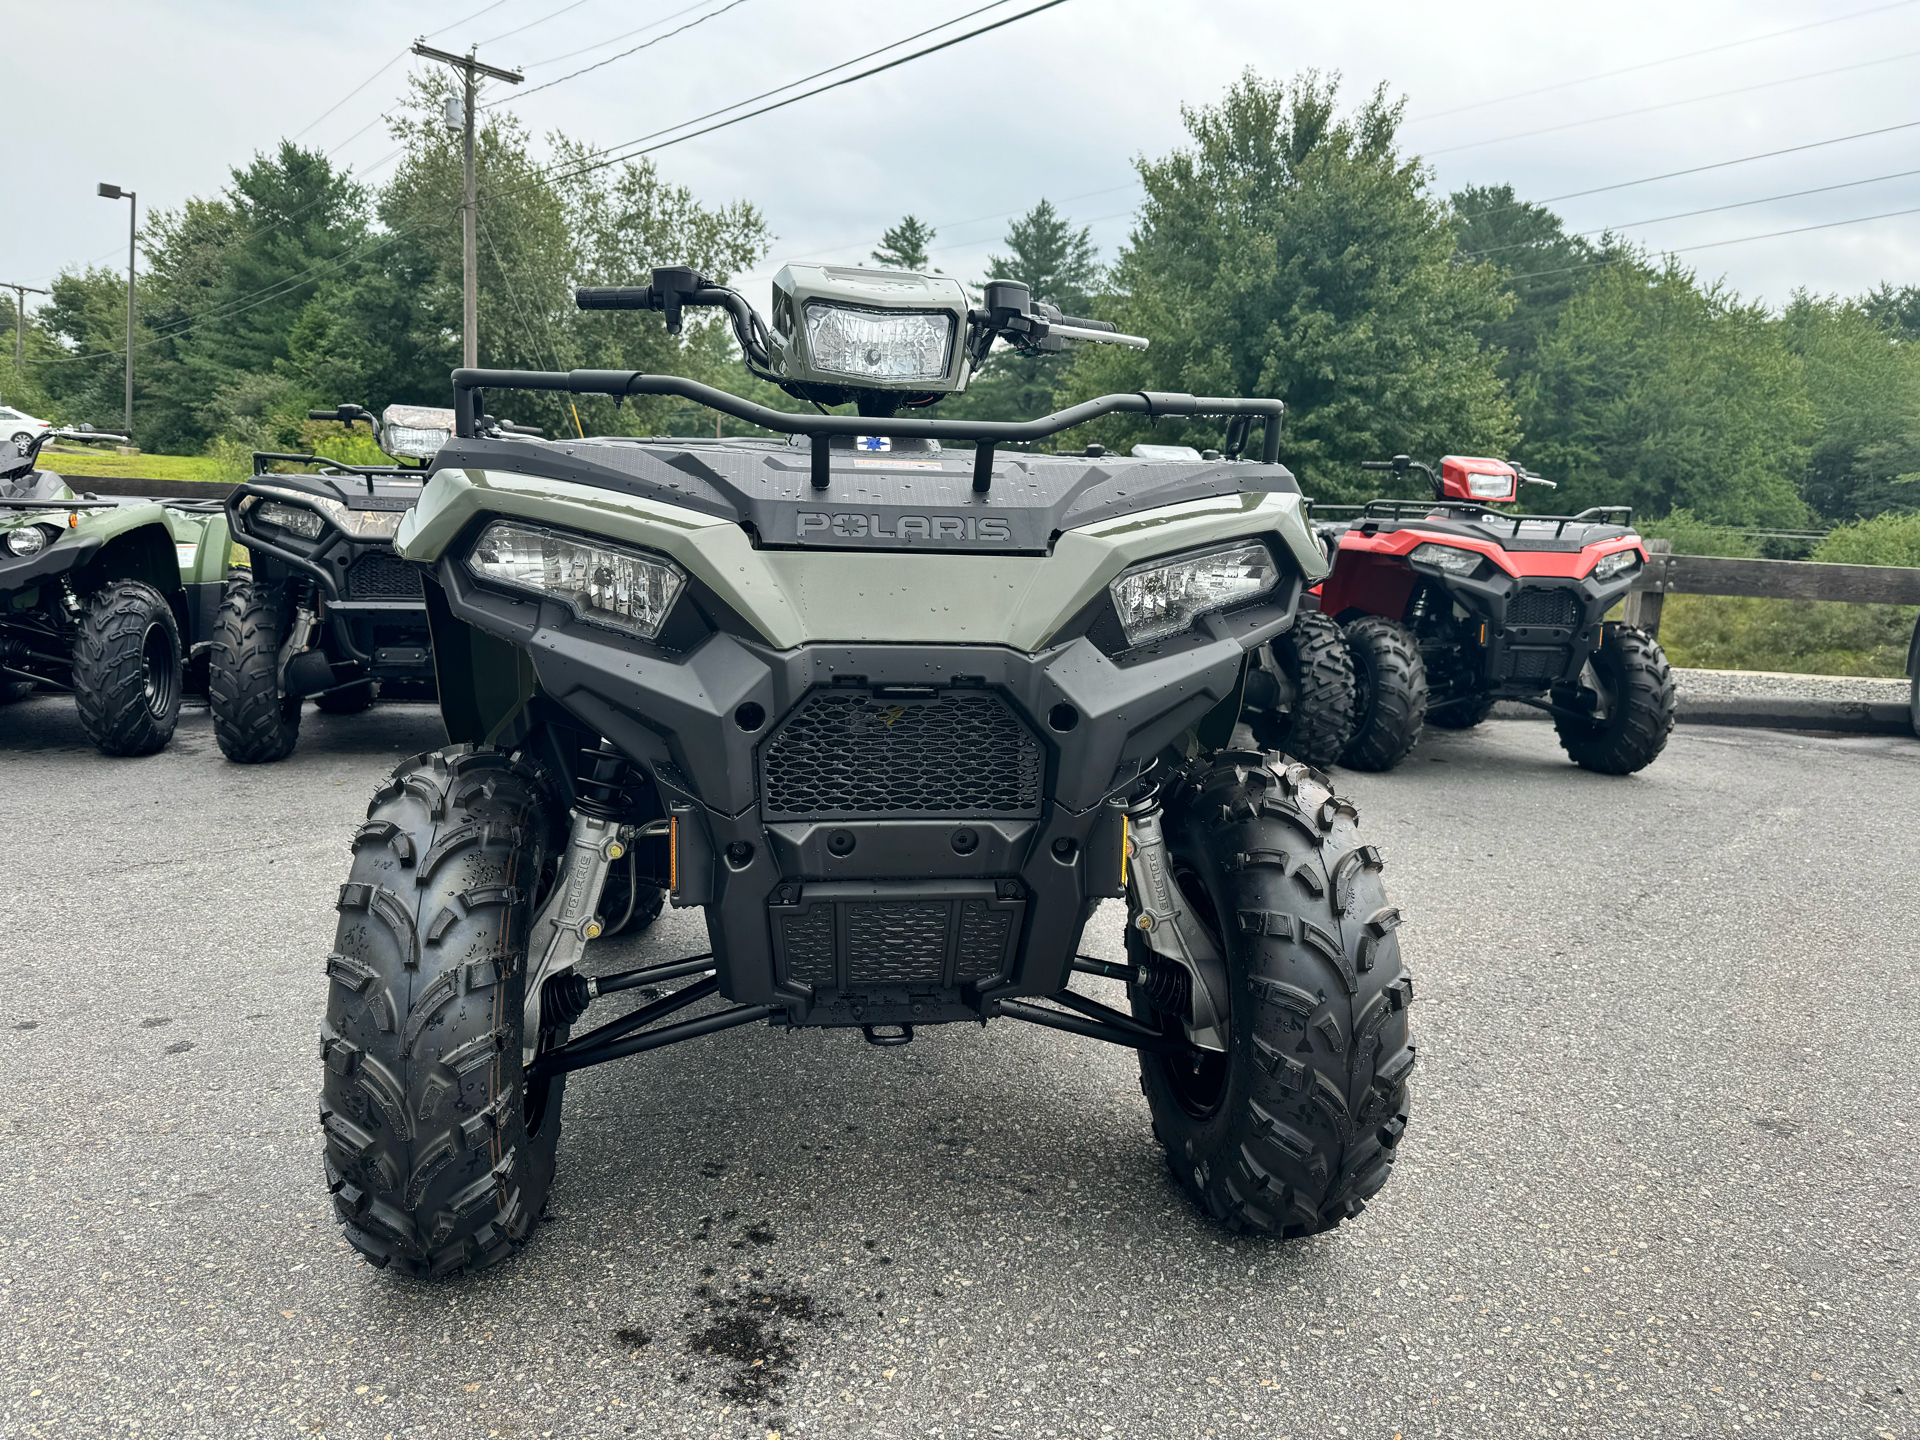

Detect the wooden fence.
[{"left": 1622, "top": 538, "right": 1920, "bottom": 638}]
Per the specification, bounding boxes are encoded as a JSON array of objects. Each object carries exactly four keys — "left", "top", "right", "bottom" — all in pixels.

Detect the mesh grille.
[
  {"left": 954, "top": 901, "right": 1013, "bottom": 983},
  {"left": 779, "top": 906, "right": 837, "bottom": 987},
  {"left": 770, "top": 882, "right": 1023, "bottom": 992},
  {"left": 346, "top": 551, "right": 424, "bottom": 600},
  {"left": 1506, "top": 586, "right": 1580, "bottom": 628},
  {"left": 761, "top": 690, "right": 1042, "bottom": 820},
  {"left": 1505, "top": 647, "right": 1568, "bottom": 680},
  {"left": 846, "top": 903, "right": 950, "bottom": 984}
]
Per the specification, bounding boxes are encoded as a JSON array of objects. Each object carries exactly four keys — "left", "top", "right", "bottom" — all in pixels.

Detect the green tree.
[
  {"left": 872, "top": 214, "right": 936, "bottom": 271},
  {"left": 1861, "top": 281, "right": 1919, "bottom": 343},
  {"left": 1515, "top": 257, "right": 1814, "bottom": 526},
  {"left": 1780, "top": 290, "right": 1919, "bottom": 520},
  {"left": 1450, "top": 183, "right": 1603, "bottom": 383},
  {"left": 948, "top": 199, "right": 1105, "bottom": 425},
  {"left": 1056, "top": 71, "right": 1515, "bottom": 496}
]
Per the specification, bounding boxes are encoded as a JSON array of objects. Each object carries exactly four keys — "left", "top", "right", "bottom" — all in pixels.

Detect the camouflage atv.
[
  {"left": 0, "top": 428, "right": 231, "bottom": 755},
  {"left": 212, "top": 404, "right": 456, "bottom": 763}
]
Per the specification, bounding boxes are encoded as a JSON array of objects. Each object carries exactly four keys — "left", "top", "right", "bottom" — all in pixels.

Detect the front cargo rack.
[{"left": 1310, "top": 498, "right": 1634, "bottom": 537}]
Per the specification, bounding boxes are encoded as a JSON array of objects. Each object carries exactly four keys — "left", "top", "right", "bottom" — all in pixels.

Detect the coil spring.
[{"left": 575, "top": 740, "right": 644, "bottom": 819}]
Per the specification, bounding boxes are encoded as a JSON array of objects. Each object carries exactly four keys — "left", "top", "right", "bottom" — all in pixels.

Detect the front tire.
[
  {"left": 1553, "top": 622, "right": 1675, "bottom": 774},
  {"left": 1340, "top": 617, "right": 1427, "bottom": 771},
  {"left": 70, "top": 579, "right": 182, "bottom": 756},
  {"left": 1261, "top": 610, "right": 1355, "bottom": 768},
  {"left": 321, "top": 745, "right": 567, "bottom": 1277},
  {"left": 1132, "top": 750, "right": 1415, "bottom": 1236},
  {"left": 209, "top": 575, "right": 302, "bottom": 763}
]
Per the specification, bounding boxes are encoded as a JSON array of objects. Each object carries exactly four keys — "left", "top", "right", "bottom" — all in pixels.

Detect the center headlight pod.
[
  {"left": 255, "top": 498, "right": 326, "bottom": 539},
  {"left": 1109, "top": 539, "right": 1280, "bottom": 646},
  {"left": 4, "top": 524, "right": 49, "bottom": 557},
  {"left": 803, "top": 302, "right": 953, "bottom": 382},
  {"left": 1589, "top": 548, "right": 1641, "bottom": 582},
  {"left": 1408, "top": 541, "right": 1483, "bottom": 576},
  {"left": 466, "top": 520, "right": 686, "bottom": 641}
]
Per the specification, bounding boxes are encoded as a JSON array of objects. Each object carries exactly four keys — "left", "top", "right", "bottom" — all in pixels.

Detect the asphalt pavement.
[{"left": 0, "top": 695, "right": 1915, "bottom": 1440}]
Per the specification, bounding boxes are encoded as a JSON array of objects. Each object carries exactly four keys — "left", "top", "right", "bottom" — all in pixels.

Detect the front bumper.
[
  {"left": 433, "top": 551, "right": 1299, "bottom": 1024},
  {"left": 1414, "top": 562, "right": 1641, "bottom": 692}
]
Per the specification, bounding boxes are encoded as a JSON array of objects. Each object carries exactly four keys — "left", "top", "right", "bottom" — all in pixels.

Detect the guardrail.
[{"left": 1622, "top": 538, "right": 1920, "bottom": 636}]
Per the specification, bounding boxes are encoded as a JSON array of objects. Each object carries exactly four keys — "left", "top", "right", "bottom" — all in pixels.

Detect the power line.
[
  {"left": 1408, "top": 0, "right": 1917, "bottom": 124},
  {"left": 1459, "top": 171, "right": 1921, "bottom": 258},
  {"left": 1477, "top": 122, "right": 1921, "bottom": 216},
  {"left": 478, "top": 0, "right": 594, "bottom": 46},
  {"left": 423, "top": 0, "right": 516, "bottom": 39},
  {"left": 1504, "top": 208, "right": 1919, "bottom": 283},
  {"left": 1426, "top": 52, "right": 1919, "bottom": 157},
  {"left": 521, "top": 0, "right": 725, "bottom": 68},
  {"left": 488, "top": 0, "right": 752, "bottom": 107},
  {"left": 289, "top": 53, "right": 408, "bottom": 142},
  {"left": 532, "top": 0, "right": 1074, "bottom": 186}
]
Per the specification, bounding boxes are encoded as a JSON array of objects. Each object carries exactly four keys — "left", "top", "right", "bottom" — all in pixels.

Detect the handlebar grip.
[
  {"left": 1055, "top": 314, "right": 1116, "bottom": 333},
  {"left": 1360, "top": 461, "right": 1394, "bottom": 471},
  {"left": 307, "top": 409, "right": 341, "bottom": 421},
  {"left": 576, "top": 286, "right": 655, "bottom": 311}
]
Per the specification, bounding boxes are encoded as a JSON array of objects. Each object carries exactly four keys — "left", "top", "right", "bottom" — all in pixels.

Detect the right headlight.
[
  {"left": 1109, "top": 540, "right": 1279, "bottom": 646},
  {"left": 466, "top": 521, "right": 686, "bottom": 641},
  {"left": 1408, "top": 541, "right": 1482, "bottom": 575},
  {"left": 804, "top": 302, "right": 953, "bottom": 382},
  {"left": 1589, "top": 548, "right": 1640, "bottom": 582},
  {"left": 255, "top": 498, "right": 326, "bottom": 539},
  {"left": 4, "top": 524, "right": 49, "bottom": 557}
]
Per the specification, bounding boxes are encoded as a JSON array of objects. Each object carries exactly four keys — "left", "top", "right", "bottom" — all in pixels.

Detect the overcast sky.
[{"left": 7, "top": 0, "right": 1917, "bottom": 322}]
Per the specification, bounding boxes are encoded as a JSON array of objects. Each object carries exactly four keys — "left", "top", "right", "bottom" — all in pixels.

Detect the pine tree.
[{"left": 872, "top": 215, "right": 937, "bottom": 271}]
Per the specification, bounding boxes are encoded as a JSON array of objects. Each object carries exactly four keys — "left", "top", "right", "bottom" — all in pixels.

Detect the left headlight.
[
  {"left": 804, "top": 302, "right": 952, "bottom": 382},
  {"left": 255, "top": 498, "right": 326, "bottom": 539},
  {"left": 1589, "top": 548, "right": 1640, "bottom": 582},
  {"left": 1109, "top": 540, "right": 1279, "bottom": 646},
  {"left": 467, "top": 521, "right": 686, "bottom": 641},
  {"left": 1408, "top": 541, "right": 1482, "bottom": 575},
  {"left": 4, "top": 524, "right": 49, "bottom": 557}
]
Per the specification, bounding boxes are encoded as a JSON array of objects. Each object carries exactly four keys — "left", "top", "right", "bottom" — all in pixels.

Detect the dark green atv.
[{"left": 0, "top": 428, "right": 232, "bottom": 755}]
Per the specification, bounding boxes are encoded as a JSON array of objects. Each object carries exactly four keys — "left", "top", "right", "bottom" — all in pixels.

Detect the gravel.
[
  {"left": 1670, "top": 668, "right": 1909, "bottom": 706},
  {"left": 0, "top": 696, "right": 1915, "bottom": 1439}
]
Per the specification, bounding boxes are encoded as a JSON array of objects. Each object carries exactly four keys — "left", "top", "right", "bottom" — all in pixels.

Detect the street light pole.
[
  {"left": 96, "top": 183, "right": 137, "bottom": 438},
  {"left": 411, "top": 41, "right": 522, "bottom": 370},
  {"left": 1, "top": 282, "right": 50, "bottom": 375}
]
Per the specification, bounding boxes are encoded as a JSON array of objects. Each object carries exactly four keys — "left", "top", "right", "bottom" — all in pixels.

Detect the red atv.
[{"left": 1311, "top": 453, "right": 1676, "bottom": 774}]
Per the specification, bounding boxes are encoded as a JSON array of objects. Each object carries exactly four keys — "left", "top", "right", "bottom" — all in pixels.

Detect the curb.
[{"left": 1492, "top": 695, "right": 1915, "bottom": 736}]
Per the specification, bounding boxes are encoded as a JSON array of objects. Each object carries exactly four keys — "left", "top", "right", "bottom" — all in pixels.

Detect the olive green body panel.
[{"left": 398, "top": 466, "right": 1327, "bottom": 653}]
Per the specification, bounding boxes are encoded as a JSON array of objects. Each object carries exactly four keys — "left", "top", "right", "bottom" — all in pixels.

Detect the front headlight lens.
[
  {"left": 1409, "top": 541, "right": 1482, "bottom": 575},
  {"left": 1590, "top": 548, "right": 1641, "bottom": 582},
  {"left": 804, "top": 302, "right": 952, "bottom": 381},
  {"left": 467, "top": 521, "right": 686, "bottom": 641},
  {"left": 5, "top": 525, "right": 47, "bottom": 557},
  {"left": 256, "top": 499, "right": 326, "bottom": 539},
  {"left": 1109, "top": 540, "right": 1279, "bottom": 646},
  {"left": 381, "top": 404, "right": 455, "bottom": 460},
  {"left": 333, "top": 508, "right": 404, "bottom": 540}
]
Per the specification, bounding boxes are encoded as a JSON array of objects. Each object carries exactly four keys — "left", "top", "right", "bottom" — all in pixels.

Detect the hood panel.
[{"left": 430, "top": 435, "right": 1299, "bottom": 553}]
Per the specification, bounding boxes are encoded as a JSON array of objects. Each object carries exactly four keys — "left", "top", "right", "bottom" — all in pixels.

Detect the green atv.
[
  {"left": 318, "top": 264, "right": 1415, "bottom": 1276},
  {"left": 0, "top": 427, "right": 232, "bottom": 755},
  {"left": 212, "top": 403, "right": 459, "bottom": 763}
]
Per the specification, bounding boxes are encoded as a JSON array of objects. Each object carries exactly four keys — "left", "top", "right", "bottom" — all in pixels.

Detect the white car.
[{"left": 0, "top": 406, "right": 51, "bottom": 450}]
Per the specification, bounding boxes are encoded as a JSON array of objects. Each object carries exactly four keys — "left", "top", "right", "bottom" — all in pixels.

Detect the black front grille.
[
  {"left": 345, "top": 551, "right": 424, "bottom": 600},
  {"left": 1504, "top": 646, "right": 1569, "bottom": 681},
  {"left": 1506, "top": 586, "right": 1581, "bottom": 628},
  {"left": 760, "top": 689, "right": 1043, "bottom": 820},
  {"left": 770, "top": 882, "right": 1025, "bottom": 991}
]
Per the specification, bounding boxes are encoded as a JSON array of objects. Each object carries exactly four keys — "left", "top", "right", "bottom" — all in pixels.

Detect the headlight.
[
  {"left": 1109, "top": 540, "right": 1279, "bottom": 646},
  {"left": 256, "top": 499, "right": 326, "bottom": 539},
  {"left": 4, "top": 525, "right": 47, "bottom": 557},
  {"left": 467, "top": 521, "right": 686, "bottom": 641},
  {"left": 1589, "top": 548, "right": 1640, "bottom": 582},
  {"left": 1408, "top": 541, "right": 1482, "bottom": 575},
  {"left": 382, "top": 404, "right": 455, "bottom": 460},
  {"left": 332, "top": 508, "right": 404, "bottom": 540},
  {"left": 804, "top": 302, "right": 952, "bottom": 381}
]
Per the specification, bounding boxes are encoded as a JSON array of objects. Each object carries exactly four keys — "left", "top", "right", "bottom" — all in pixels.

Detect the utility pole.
[
  {"left": 1, "top": 282, "right": 49, "bottom": 375},
  {"left": 411, "top": 41, "right": 522, "bottom": 369},
  {"left": 96, "top": 182, "right": 137, "bottom": 438}
]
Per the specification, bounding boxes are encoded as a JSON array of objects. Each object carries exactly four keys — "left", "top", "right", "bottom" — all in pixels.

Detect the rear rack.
[
  {"left": 1310, "top": 498, "right": 1633, "bottom": 536},
  {"left": 448, "top": 367, "right": 1285, "bottom": 492}
]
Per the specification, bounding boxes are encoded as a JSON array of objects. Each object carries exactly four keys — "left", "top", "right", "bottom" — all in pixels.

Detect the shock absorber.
[{"left": 1123, "top": 783, "right": 1229, "bottom": 1054}]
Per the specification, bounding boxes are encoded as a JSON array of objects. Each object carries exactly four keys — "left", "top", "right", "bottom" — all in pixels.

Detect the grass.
[{"left": 39, "top": 449, "right": 229, "bottom": 482}]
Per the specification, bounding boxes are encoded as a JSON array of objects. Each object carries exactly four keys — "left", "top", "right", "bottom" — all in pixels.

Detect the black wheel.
[
  {"left": 1340, "top": 616, "right": 1427, "bottom": 771},
  {"left": 1425, "top": 691, "right": 1496, "bottom": 729},
  {"left": 314, "top": 678, "right": 377, "bottom": 715},
  {"left": 70, "top": 579, "right": 182, "bottom": 756},
  {"left": 1259, "top": 609, "right": 1355, "bottom": 768},
  {"left": 321, "top": 745, "right": 568, "bottom": 1277},
  {"left": 1130, "top": 749, "right": 1415, "bottom": 1236},
  {"left": 1553, "top": 622, "right": 1675, "bottom": 774},
  {"left": 209, "top": 575, "right": 301, "bottom": 763},
  {"left": 596, "top": 850, "right": 665, "bottom": 937}
]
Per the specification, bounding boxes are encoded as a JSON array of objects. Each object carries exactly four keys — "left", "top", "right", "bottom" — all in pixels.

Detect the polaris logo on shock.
[{"left": 796, "top": 512, "right": 1012, "bottom": 542}]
